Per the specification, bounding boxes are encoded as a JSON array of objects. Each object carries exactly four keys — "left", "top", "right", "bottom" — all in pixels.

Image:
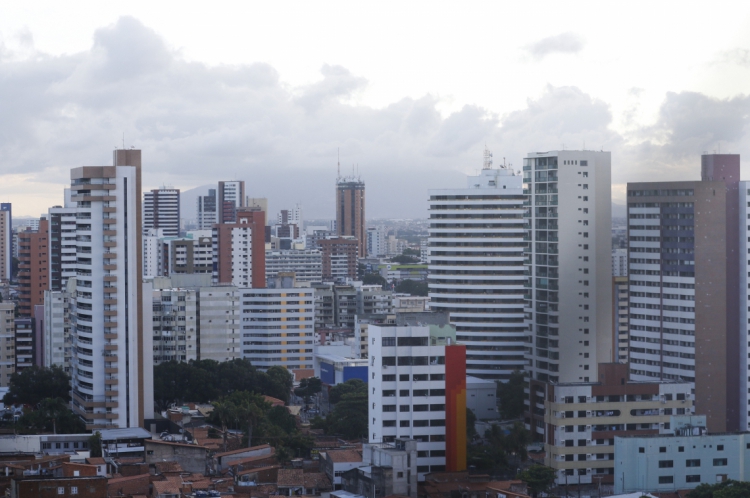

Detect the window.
[
  {"left": 714, "top": 458, "right": 728, "bottom": 466},
  {"left": 659, "top": 476, "right": 673, "bottom": 484},
  {"left": 686, "top": 475, "right": 701, "bottom": 483},
  {"left": 678, "top": 446, "right": 684, "bottom": 452},
  {"left": 686, "top": 459, "right": 701, "bottom": 467},
  {"left": 399, "top": 390, "right": 410, "bottom": 397},
  {"left": 399, "top": 374, "right": 410, "bottom": 381},
  {"left": 658, "top": 460, "right": 673, "bottom": 468},
  {"left": 430, "top": 419, "right": 446, "bottom": 427},
  {"left": 57, "top": 488, "right": 64, "bottom": 495},
  {"left": 383, "top": 421, "right": 396, "bottom": 427},
  {"left": 400, "top": 420, "right": 410, "bottom": 427},
  {"left": 718, "top": 445, "right": 724, "bottom": 451},
  {"left": 659, "top": 447, "right": 666, "bottom": 453},
  {"left": 383, "top": 374, "right": 396, "bottom": 381},
  {"left": 399, "top": 405, "right": 410, "bottom": 412},
  {"left": 639, "top": 447, "right": 645, "bottom": 453},
  {"left": 565, "top": 454, "right": 574, "bottom": 461}
]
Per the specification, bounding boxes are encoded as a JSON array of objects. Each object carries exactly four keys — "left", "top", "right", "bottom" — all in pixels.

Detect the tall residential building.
[
  {"left": 197, "top": 285, "right": 240, "bottom": 362},
  {"left": 265, "top": 249, "right": 323, "bottom": 283},
  {"left": 612, "top": 248, "right": 628, "bottom": 276},
  {"left": 368, "top": 318, "right": 467, "bottom": 480},
  {"left": 152, "top": 287, "right": 198, "bottom": 365},
  {"left": 525, "top": 151, "right": 612, "bottom": 440},
  {"left": 218, "top": 180, "right": 245, "bottom": 224},
  {"left": 628, "top": 154, "right": 741, "bottom": 433},
  {"left": 43, "top": 289, "right": 72, "bottom": 372},
  {"left": 741, "top": 182, "right": 750, "bottom": 431},
  {"left": 160, "top": 231, "right": 213, "bottom": 276},
  {"left": 240, "top": 273, "right": 315, "bottom": 373},
  {"left": 366, "top": 227, "right": 387, "bottom": 257},
  {"left": 144, "top": 187, "right": 180, "bottom": 237},
  {"left": 48, "top": 201, "right": 77, "bottom": 291},
  {"left": 246, "top": 198, "right": 268, "bottom": 225},
  {"left": 67, "top": 149, "right": 154, "bottom": 430},
  {"left": 278, "top": 204, "right": 303, "bottom": 226},
  {"left": 314, "top": 283, "right": 394, "bottom": 331},
  {"left": 0, "top": 303, "right": 15, "bottom": 387},
  {"left": 197, "top": 188, "right": 217, "bottom": 230},
  {"left": 212, "top": 210, "right": 266, "bottom": 288},
  {"left": 14, "top": 317, "right": 35, "bottom": 372},
  {"left": 612, "top": 276, "right": 629, "bottom": 363},
  {"left": 336, "top": 175, "right": 366, "bottom": 258},
  {"left": 142, "top": 228, "right": 164, "bottom": 278},
  {"left": 428, "top": 158, "right": 527, "bottom": 381},
  {"left": 0, "top": 206, "right": 10, "bottom": 283},
  {"left": 17, "top": 218, "right": 49, "bottom": 316},
  {"left": 320, "top": 237, "right": 358, "bottom": 281}
]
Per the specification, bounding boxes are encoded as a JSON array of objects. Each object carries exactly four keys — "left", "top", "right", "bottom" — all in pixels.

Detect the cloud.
[
  {"left": 715, "top": 48, "right": 750, "bottom": 68},
  {"left": 1, "top": 17, "right": 749, "bottom": 218},
  {"left": 525, "top": 32, "right": 585, "bottom": 60}
]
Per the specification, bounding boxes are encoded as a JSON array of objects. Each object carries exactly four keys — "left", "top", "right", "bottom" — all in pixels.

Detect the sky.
[{"left": 2, "top": 1, "right": 750, "bottom": 219}]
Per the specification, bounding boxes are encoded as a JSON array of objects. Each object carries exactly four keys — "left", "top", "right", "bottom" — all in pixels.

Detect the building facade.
[
  {"left": 43, "top": 289, "right": 72, "bottom": 372},
  {"left": 627, "top": 154, "right": 740, "bottom": 433},
  {"left": 48, "top": 204, "right": 77, "bottom": 292},
  {"left": 265, "top": 249, "right": 323, "bottom": 283},
  {"left": 197, "top": 285, "right": 240, "bottom": 362},
  {"left": 212, "top": 210, "right": 266, "bottom": 288},
  {"left": 197, "top": 188, "right": 217, "bottom": 230},
  {"left": 0, "top": 207, "right": 10, "bottom": 283},
  {"left": 428, "top": 162, "right": 527, "bottom": 381},
  {"left": 0, "top": 303, "right": 16, "bottom": 387},
  {"left": 152, "top": 287, "right": 198, "bottom": 365},
  {"left": 67, "top": 149, "right": 154, "bottom": 429},
  {"left": 144, "top": 187, "right": 180, "bottom": 237},
  {"left": 368, "top": 321, "right": 466, "bottom": 481},
  {"left": 543, "top": 363, "right": 692, "bottom": 486},
  {"left": 161, "top": 231, "right": 213, "bottom": 276},
  {"left": 17, "top": 218, "right": 49, "bottom": 316},
  {"left": 612, "top": 248, "right": 628, "bottom": 277},
  {"left": 336, "top": 177, "right": 366, "bottom": 258},
  {"left": 320, "top": 237, "right": 358, "bottom": 281},
  {"left": 218, "top": 180, "right": 245, "bottom": 224},
  {"left": 240, "top": 274, "right": 314, "bottom": 372}
]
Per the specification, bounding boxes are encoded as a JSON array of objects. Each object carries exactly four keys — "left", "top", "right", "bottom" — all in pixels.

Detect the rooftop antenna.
[
  {"left": 337, "top": 148, "right": 341, "bottom": 179},
  {"left": 122, "top": 133, "right": 125, "bottom": 150},
  {"left": 483, "top": 145, "right": 493, "bottom": 170}
]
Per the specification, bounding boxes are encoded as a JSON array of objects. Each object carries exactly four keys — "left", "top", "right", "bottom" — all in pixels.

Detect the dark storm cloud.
[
  {"left": 1, "top": 17, "right": 748, "bottom": 218},
  {"left": 525, "top": 32, "right": 585, "bottom": 60}
]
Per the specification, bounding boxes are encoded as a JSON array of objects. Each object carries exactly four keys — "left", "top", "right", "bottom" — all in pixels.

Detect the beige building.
[
  {"left": 197, "top": 286, "right": 240, "bottom": 362},
  {"left": 151, "top": 287, "right": 198, "bottom": 365},
  {"left": 543, "top": 363, "right": 692, "bottom": 486},
  {"left": 0, "top": 209, "right": 9, "bottom": 283},
  {"left": 612, "top": 277, "right": 629, "bottom": 363},
  {"left": 0, "top": 303, "right": 15, "bottom": 386},
  {"left": 336, "top": 176, "right": 366, "bottom": 259}
]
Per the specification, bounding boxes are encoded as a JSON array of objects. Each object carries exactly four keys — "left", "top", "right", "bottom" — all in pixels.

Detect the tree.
[
  {"left": 210, "top": 391, "right": 269, "bottom": 449},
  {"left": 518, "top": 465, "right": 556, "bottom": 498},
  {"left": 329, "top": 379, "right": 366, "bottom": 405},
  {"left": 265, "top": 366, "right": 293, "bottom": 403},
  {"left": 4, "top": 366, "right": 72, "bottom": 406},
  {"left": 15, "top": 397, "right": 85, "bottom": 435},
  {"left": 497, "top": 371, "right": 525, "bottom": 420},
  {"left": 390, "top": 254, "right": 419, "bottom": 264},
  {"left": 402, "top": 248, "right": 420, "bottom": 257},
  {"left": 466, "top": 408, "right": 477, "bottom": 439},
  {"left": 326, "top": 391, "right": 368, "bottom": 440},
  {"left": 394, "top": 279, "right": 428, "bottom": 296},
  {"left": 295, "top": 377, "right": 322, "bottom": 398},
  {"left": 362, "top": 273, "right": 387, "bottom": 287},
  {"left": 88, "top": 432, "right": 102, "bottom": 458},
  {"left": 689, "top": 480, "right": 750, "bottom": 498}
]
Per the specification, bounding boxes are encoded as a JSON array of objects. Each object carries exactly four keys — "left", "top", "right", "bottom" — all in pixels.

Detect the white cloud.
[{"left": 525, "top": 32, "right": 585, "bottom": 60}]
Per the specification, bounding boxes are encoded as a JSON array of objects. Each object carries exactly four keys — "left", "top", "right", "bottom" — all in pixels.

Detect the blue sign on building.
[
  {"left": 343, "top": 366, "right": 368, "bottom": 383},
  {"left": 320, "top": 362, "right": 335, "bottom": 385}
]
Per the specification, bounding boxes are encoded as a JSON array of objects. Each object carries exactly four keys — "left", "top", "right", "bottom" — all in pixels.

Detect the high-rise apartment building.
[
  {"left": 197, "top": 188, "right": 217, "bottom": 230},
  {"left": 48, "top": 200, "right": 77, "bottom": 291},
  {"left": 246, "top": 198, "right": 268, "bottom": 225},
  {"left": 612, "top": 248, "right": 628, "bottom": 276},
  {"left": 17, "top": 218, "right": 49, "bottom": 316},
  {"left": 366, "top": 227, "right": 387, "bottom": 257},
  {"left": 320, "top": 237, "right": 358, "bottom": 281},
  {"left": 67, "top": 149, "right": 154, "bottom": 429},
  {"left": 336, "top": 175, "right": 366, "bottom": 258},
  {"left": 368, "top": 318, "right": 466, "bottom": 480},
  {"left": 525, "top": 151, "right": 612, "bottom": 439},
  {"left": 628, "top": 154, "right": 741, "bottom": 433},
  {"left": 612, "top": 276, "right": 629, "bottom": 363},
  {"left": 43, "top": 289, "right": 72, "bottom": 372},
  {"left": 152, "top": 287, "right": 198, "bottom": 365},
  {"left": 278, "top": 204, "right": 303, "bottom": 227},
  {"left": 428, "top": 159, "right": 527, "bottom": 381},
  {"left": 160, "top": 231, "right": 213, "bottom": 276},
  {"left": 265, "top": 249, "right": 323, "bottom": 283},
  {"left": 240, "top": 273, "right": 315, "bottom": 373},
  {"left": 212, "top": 210, "right": 266, "bottom": 288},
  {"left": 144, "top": 187, "right": 180, "bottom": 237},
  {"left": 740, "top": 182, "right": 750, "bottom": 431},
  {"left": 197, "top": 285, "right": 240, "bottom": 362},
  {"left": 0, "top": 207, "right": 10, "bottom": 283},
  {"left": 218, "top": 180, "right": 245, "bottom": 224},
  {"left": 0, "top": 303, "right": 15, "bottom": 386}
]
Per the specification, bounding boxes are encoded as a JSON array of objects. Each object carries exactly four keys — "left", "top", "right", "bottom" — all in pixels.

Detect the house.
[
  {"left": 145, "top": 439, "right": 208, "bottom": 474},
  {"left": 277, "top": 469, "right": 332, "bottom": 496},
  {"left": 215, "top": 444, "right": 274, "bottom": 471},
  {"left": 322, "top": 449, "right": 363, "bottom": 490}
]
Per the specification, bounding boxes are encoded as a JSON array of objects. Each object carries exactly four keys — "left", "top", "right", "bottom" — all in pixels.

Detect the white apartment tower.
[
  {"left": 68, "top": 149, "right": 154, "bottom": 430},
  {"left": 144, "top": 187, "right": 180, "bottom": 237},
  {"left": 197, "top": 188, "right": 217, "bottom": 230},
  {"left": 428, "top": 152, "right": 527, "bottom": 381},
  {"left": 525, "top": 151, "right": 612, "bottom": 385},
  {"left": 0, "top": 209, "right": 10, "bottom": 283}
]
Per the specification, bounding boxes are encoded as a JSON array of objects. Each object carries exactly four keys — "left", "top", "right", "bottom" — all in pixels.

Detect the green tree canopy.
[
  {"left": 15, "top": 397, "right": 85, "bottom": 435},
  {"left": 294, "top": 377, "right": 322, "bottom": 398},
  {"left": 326, "top": 391, "right": 368, "bottom": 440},
  {"left": 390, "top": 254, "right": 419, "bottom": 264},
  {"left": 518, "top": 465, "right": 556, "bottom": 498},
  {"left": 362, "top": 273, "right": 387, "bottom": 287},
  {"left": 394, "top": 279, "right": 428, "bottom": 296},
  {"left": 497, "top": 371, "right": 525, "bottom": 420},
  {"left": 329, "top": 379, "right": 366, "bottom": 405},
  {"left": 4, "top": 366, "right": 71, "bottom": 406},
  {"left": 689, "top": 480, "right": 750, "bottom": 498}
]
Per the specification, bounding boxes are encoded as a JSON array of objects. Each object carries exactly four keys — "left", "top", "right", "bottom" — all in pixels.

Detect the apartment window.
[
  {"left": 678, "top": 446, "right": 684, "bottom": 452},
  {"left": 659, "top": 476, "right": 673, "bottom": 484},
  {"left": 686, "top": 475, "right": 701, "bottom": 483},
  {"left": 399, "top": 390, "right": 410, "bottom": 397},
  {"left": 639, "top": 447, "right": 645, "bottom": 453},
  {"left": 686, "top": 459, "right": 701, "bottom": 467},
  {"left": 658, "top": 460, "right": 673, "bottom": 468},
  {"left": 565, "top": 454, "right": 574, "bottom": 461},
  {"left": 383, "top": 421, "right": 396, "bottom": 427},
  {"left": 399, "top": 374, "right": 410, "bottom": 381},
  {"left": 57, "top": 488, "right": 64, "bottom": 495},
  {"left": 717, "top": 445, "right": 724, "bottom": 451},
  {"left": 382, "top": 374, "right": 395, "bottom": 381},
  {"left": 400, "top": 420, "right": 410, "bottom": 427},
  {"left": 578, "top": 439, "right": 586, "bottom": 447},
  {"left": 714, "top": 458, "right": 728, "bottom": 466},
  {"left": 381, "top": 337, "right": 395, "bottom": 346},
  {"left": 400, "top": 405, "right": 410, "bottom": 412}
]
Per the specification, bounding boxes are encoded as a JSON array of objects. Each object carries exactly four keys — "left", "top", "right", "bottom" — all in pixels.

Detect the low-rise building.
[
  {"left": 266, "top": 249, "right": 323, "bottom": 283},
  {"left": 614, "top": 415, "right": 746, "bottom": 495},
  {"left": 466, "top": 376, "right": 498, "bottom": 421},
  {"left": 322, "top": 449, "right": 363, "bottom": 490},
  {"left": 144, "top": 440, "right": 208, "bottom": 475},
  {"left": 541, "top": 363, "right": 693, "bottom": 486},
  {"left": 9, "top": 476, "right": 107, "bottom": 498}
]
